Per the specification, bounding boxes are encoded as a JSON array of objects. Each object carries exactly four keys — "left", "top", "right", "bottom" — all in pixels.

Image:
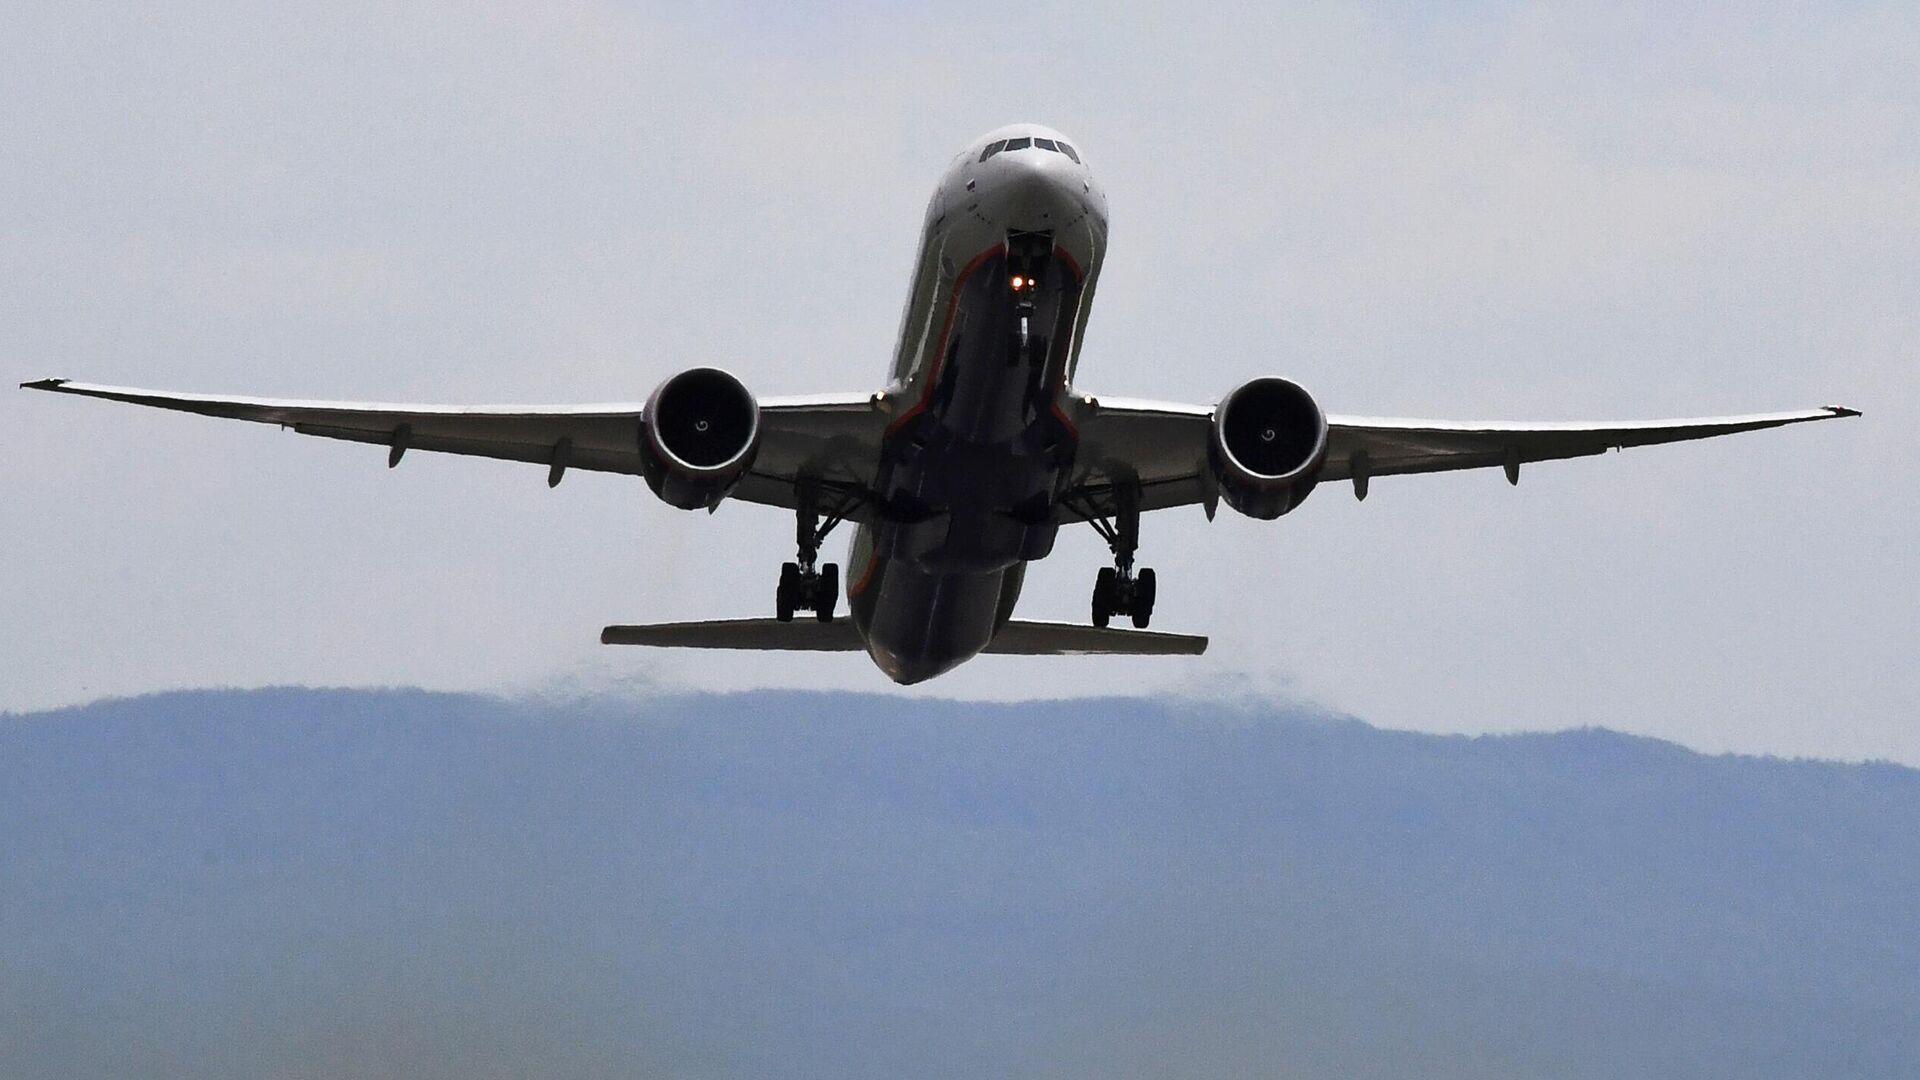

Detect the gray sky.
[{"left": 4, "top": 2, "right": 1913, "bottom": 762}]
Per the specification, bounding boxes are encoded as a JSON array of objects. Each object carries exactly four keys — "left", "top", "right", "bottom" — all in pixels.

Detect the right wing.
[
  {"left": 22, "top": 378, "right": 888, "bottom": 518},
  {"left": 1062, "top": 394, "right": 1859, "bottom": 519},
  {"left": 1316, "top": 408, "right": 1862, "bottom": 486}
]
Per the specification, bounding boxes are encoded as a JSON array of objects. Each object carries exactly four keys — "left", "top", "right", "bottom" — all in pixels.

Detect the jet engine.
[
  {"left": 1209, "top": 376, "right": 1328, "bottom": 519},
  {"left": 639, "top": 367, "right": 761, "bottom": 510}
]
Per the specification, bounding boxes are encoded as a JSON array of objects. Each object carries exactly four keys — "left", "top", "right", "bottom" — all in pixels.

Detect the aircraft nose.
[
  {"left": 1005, "top": 144, "right": 1078, "bottom": 189},
  {"left": 989, "top": 151, "right": 1081, "bottom": 231}
]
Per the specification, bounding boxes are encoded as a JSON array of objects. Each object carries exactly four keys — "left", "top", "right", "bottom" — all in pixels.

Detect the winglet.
[
  {"left": 1824, "top": 405, "right": 1862, "bottom": 418},
  {"left": 20, "top": 378, "right": 68, "bottom": 391}
]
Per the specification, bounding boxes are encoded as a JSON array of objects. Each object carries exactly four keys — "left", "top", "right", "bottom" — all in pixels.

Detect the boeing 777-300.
[{"left": 25, "top": 123, "right": 1859, "bottom": 683}]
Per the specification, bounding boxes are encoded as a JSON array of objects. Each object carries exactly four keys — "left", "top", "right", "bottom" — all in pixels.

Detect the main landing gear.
[
  {"left": 776, "top": 497, "right": 844, "bottom": 623},
  {"left": 1080, "top": 488, "right": 1156, "bottom": 629}
]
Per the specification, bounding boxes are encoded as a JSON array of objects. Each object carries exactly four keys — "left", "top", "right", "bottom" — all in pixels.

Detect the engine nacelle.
[
  {"left": 1209, "top": 377, "right": 1328, "bottom": 519},
  {"left": 639, "top": 367, "right": 761, "bottom": 510}
]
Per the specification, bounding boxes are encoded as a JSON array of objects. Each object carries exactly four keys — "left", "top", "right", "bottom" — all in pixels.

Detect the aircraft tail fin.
[{"left": 599, "top": 618, "right": 1206, "bottom": 655}]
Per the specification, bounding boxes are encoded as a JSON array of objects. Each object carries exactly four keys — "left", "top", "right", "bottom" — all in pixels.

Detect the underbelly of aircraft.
[{"left": 850, "top": 556, "right": 1025, "bottom": 684}]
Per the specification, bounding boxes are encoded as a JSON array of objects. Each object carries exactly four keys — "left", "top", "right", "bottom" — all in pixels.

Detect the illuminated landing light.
[{"left": 1011, "top": 275, "right": 1026, "bottom": 290}]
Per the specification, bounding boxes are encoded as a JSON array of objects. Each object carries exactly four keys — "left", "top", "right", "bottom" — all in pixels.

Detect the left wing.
[
  {"left": 21, "top": 378, "right": 887, "bottom": 516},
  {"left": 1062, "top": 394, "right": 1860, "bottom": 519}
]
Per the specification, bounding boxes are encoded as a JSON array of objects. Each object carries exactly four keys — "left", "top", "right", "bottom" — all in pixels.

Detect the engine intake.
[
  {"left": 1210, "top": 377, "right": 1328, "bottom": 519},
  {"left": 640, "top": 367, "right": 761, "bottom": 510}
]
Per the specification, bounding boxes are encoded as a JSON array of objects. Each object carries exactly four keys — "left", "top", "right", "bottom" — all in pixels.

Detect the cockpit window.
[{"left": 983, "top": 135, "right": 1079, "bottom": 161}]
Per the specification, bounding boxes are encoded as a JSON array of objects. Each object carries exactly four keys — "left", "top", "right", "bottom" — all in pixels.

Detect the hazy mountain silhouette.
[{"left": 3, "top": 688, "right": 1915, "bottom": 1079}]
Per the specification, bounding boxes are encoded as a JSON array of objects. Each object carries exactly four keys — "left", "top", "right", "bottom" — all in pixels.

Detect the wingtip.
[
  {"left": 1824, "top": 405, "right": 1862, "bottom": 418},
  {"left": 19, "top": 377, "right": 68, "bottom": 391}
]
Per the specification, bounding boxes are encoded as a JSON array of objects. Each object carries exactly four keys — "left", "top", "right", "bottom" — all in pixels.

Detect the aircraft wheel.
[
  {"left": 1092, "top": 567, "right": 1116, "bottom": 628},
  {"left": 776, "top": 561, "right": 800, "bottom": 622},
  {"left": 1131, "top": 568, "right": 1156, "bottom": 629},
  {"left": 814, "top": 563, "right": 839, "bottom": 623}
]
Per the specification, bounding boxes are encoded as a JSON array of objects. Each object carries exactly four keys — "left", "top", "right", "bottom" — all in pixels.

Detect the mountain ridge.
[{"left": 3, "top": 686, "right": 1914, "bottom": 1079}]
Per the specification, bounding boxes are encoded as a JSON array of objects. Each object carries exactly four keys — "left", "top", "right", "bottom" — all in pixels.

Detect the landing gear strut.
[
  {"left": 1080, "top": 487, "right": 1156, "bottom": 629},
  {"left": 1007, "top": 229, "right": 1051, "bottom": 372},
  {"left": 776, "top": 495, "right": 845, "bottom": 623}
]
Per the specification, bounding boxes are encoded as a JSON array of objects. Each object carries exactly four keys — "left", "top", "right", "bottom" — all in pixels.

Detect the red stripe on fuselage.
[
  {"left": 884, "top": 242, "right": 1006, "bottom": 438},
  {"left": 1053, "top": 246, "right": 1083, "bottom": 282},
  {"left": 1045, "top": 245, "right": 1086, "bottom": 438},
  {"left": 1049, "top": 399, "right": 1079, "bottom": 439},
  {"left": 848, "top": 547, "right": 881, "bottom": 598}
]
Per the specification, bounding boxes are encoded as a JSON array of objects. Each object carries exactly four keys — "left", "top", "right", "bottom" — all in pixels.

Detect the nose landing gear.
[{"left": 1007, "top": 230, "right": 1052, "bottom": 371}]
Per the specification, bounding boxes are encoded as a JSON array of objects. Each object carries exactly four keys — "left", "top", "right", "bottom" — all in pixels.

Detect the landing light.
[{"left": 1011, "top": 275, "right": 1026, "bottom": 290}]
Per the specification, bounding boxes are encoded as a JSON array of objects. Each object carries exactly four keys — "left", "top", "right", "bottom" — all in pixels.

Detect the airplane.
[{"left": 24, "top": 123, "right": 1858, "bottom": 684}]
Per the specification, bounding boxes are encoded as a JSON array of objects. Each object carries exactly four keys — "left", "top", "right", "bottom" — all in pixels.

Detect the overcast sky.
[{"left": 3, "top": 2, "right": 1913, "bottom": 762}]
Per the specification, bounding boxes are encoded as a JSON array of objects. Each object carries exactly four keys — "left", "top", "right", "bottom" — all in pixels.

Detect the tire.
[
  {"left": 1092, "top": 567, "right": 1116, "bottom": 628},
  {"left": 776, "top": 562, "right": 799, "bottom": 622},
  {"left": 1132, "top": 568, "right": 1156, "bottom": 629},
  {"left": 814, "top": 563, "right": 839, "bottom": 623}
]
